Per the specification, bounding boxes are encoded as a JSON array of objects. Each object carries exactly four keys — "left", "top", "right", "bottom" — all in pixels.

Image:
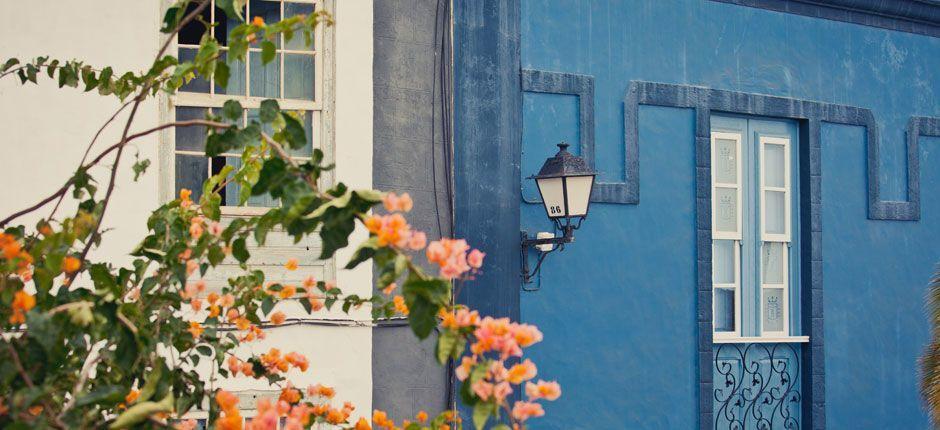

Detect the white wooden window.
[
  {"left": 759, "top": 136, "right": 791, "bottom": 336},
  {"left": 711, "top": 131, "right": 742, "bottom": 340},
  {"left": 169, "top": 0, "right": 333, "bottom": 215}
]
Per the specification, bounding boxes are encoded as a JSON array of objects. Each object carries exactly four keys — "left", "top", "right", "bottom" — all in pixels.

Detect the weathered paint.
[{"left": 454, "top": 0, "right": 940, "bottom": 428}]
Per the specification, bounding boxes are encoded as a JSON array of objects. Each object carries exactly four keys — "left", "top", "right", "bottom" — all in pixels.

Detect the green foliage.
[{"left": 921, "top": 265, "right": 940, "bottom": 424}]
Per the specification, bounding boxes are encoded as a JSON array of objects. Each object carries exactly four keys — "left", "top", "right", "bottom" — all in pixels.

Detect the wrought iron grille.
[{"left": 714, "top": 343, "right": 802, "bottom": 430}]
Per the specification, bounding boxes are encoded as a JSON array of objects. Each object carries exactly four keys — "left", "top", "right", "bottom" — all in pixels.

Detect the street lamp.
[{"left": 521, "top": 142, "right": 596, "bottom": 284}]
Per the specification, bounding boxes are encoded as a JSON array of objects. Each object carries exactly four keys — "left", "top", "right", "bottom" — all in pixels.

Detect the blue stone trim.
[
  {"left": 708, "top": 0, "right": 940, "bottom": 38},
  {"left": 453, "top": 0, "right": 522, "bottom": 322}
]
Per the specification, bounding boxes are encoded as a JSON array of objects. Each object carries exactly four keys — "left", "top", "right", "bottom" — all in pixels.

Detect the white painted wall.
[{"left": 0, "top": 0, "right": 374, "bottom": 421}]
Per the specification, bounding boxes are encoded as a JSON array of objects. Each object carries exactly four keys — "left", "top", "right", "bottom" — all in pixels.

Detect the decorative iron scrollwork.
[{"left": 714, "top": 343, "right": 801, "bottom": 430}]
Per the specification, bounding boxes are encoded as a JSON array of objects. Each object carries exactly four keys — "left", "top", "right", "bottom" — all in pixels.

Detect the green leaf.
[
  {"left": 132, "top": 158, "right": 150, "bottom": 181},
  {"left": 261, "top": 40, "right": 277, "bottom": 64},
  {"left": 232, "top": 238, "right": 249, "bottom": 263},
  {"left": 261, "top": 296, "right": 275, "bottom": 316},
  {"left": 75, "top": 385, "right": 124, "bottom": 408},
  {"left": 281, "top": 113, "right": 308, "bottom": 150},
  {"left": 491, "top": 425, "right": 511, "bottom": 430},
  {"left": 437, "top": 330, "right": 458, "bottom": 364},
  {"left": 259, "top": 99, "right": 279, "bottom": 123},
  {"left": 345, "top": 237, "right": 379, "bottom": 269},
  {"left": 472, "top": 402, "right": 493, "bottom": 430},
  {"left": 89, "top": 263, "right": 119, "bottom": 295},
  {"left": 222, "top": 99, "right": 242, "bottom": 121},
  {"left": 160, "top": 5, "right": 183, "bottom": 33},
  {"left": 2, "top": 58, "right": 19, "bottom": 72},
  {"left": 215, "top": 0, "right": 246, "bottom": 22},
  {"left": 214, "top": 59, "right": 230, "bottom": 89},
  {"left": 109, "top": 392, "right": 175, "bottom": 429}
]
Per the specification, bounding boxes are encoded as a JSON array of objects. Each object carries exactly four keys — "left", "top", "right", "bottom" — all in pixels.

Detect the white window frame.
[
  {"left": 161, "top": 0, "right": 335, "bottom": 216},
  {"left": 758, "top": 135, "right": 791, "bottom": 337},
  {"left": 711, "top": 131, "right": 743, "bottom": 340}
]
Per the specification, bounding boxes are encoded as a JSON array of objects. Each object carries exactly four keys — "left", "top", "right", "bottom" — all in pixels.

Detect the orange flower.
[
  {"left": 38, "top": 223, "right": 53, "bottom": 237},
  {"left": 382, "top": 192, "right": 413, "bottom": 213},
  {"left": 393, "top": 295, "right": 409, "bottom": 316},
  {"left": 62, "top": 256, "right": 81, "bottom": 274},
  {"left": 216, "top": 389, "right": 239, "bottom": 412},
  {"left": 252, "top": 16, "right": 265, "bottom": 26},
  {"left": 302, "top": 275, "right": 317, "bottom": 289},
  {"left": 279, "top": 387, "right": 301, "bottom": 404},
  {"left": 208, "top": 305, "right": 221, "bottom": 318},
  {"left": 506, "top": 359, "right": 537, "bottom": 385},
  {"left": 325, "top": 408, "right": 345, "bottom": 424},
  {"left": 284, "top": 258, "right": 299, "bottom": 271},
  {"left": 285, "top": 351, "right": 309, "bottom": 371},
  {"left": 416, "top": 410, "right": 428, "bottom": 423},
  {"left": 187, "top": 321, "right": 204, "bottom": 338},
  {"left": 525, "top": 380, "right": 562, "bottom": 401},
  {"left": 2, "top": 237, "right": 21, "bottom": 259},
  {"left": 278, "top": 284, "right": 297, "bottom": 299},
  {"left": 381, "top": 282, "right": 397, "bottom": 296},
  {"left": 315, "top": 384, "right": 335, "bottom": 399},
  {"left": 9, "top": 290, "right": 36, "bottom": 324},
  {"left": 125, "top": 389, "right": 140, "bottom": 405},
  {"left": 270, "top": 311, "right": 286, "bottom": 325},
  {"left": 354, "top": 417, "right": 372, "bottom": 430},
  {"left": 27, "top": 405, "right": 43, "bottom": 416}
]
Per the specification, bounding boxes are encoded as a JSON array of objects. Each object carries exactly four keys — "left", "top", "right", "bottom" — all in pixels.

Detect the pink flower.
[
  {"left": 467, "top": 249, "right": 485, "bottom": 269},
  {"left": 219, "top": 294, "right": 235, "bottom": 308},
  {"left": 189, "top": 221, "right": 204, "bottom": 239},
  {"left": 408, "top": 231, "right": 427, "bottom": 250},
  {"left": 174, "top": 419, "right": 197, "bottom": 430},
  {"left": 492, "top": 381, "right": 513, "bottom": 402},
  {"left": 506, "top": 359, "right": 537, "bottom": 384},
  {"left": 525, "top": 380, "right": 562, "bottom": 401},
  {"left": 511, "top": 401, "right": 545, "bottom": 422},
  {"left": 382, "top": 192, "right": 414, "bottom": 213},
  {"left": 209, "top": 221, "right": 223, "bottom": 237},
  {"left": 456, "top": 356, "right": 477, "bottom": 381},
  {"left": 472, "top": 380, "right": 494, "bottom": 401},
  {"left": 186, "top": 259, "right": 199, "bottom": 276}
]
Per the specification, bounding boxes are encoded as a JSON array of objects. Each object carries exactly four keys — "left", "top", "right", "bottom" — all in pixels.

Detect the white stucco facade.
[{"left": 0, "top": 0, "right": 374, "bottom": 422}]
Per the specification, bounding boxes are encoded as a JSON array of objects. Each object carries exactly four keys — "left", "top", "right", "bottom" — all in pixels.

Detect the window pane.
[
  {"left": 764, "top": 142, "right": 785, "bottom": 188},
  {"left": 175, "top": 107, "right": 211, "bottom": 152},
  {"left": 714, "top": 187, "right": 738, "bottom": 234},
  {"left": 178, "top": 3, "right": 211, "bottom": 45},
  {"left": 223, "top": 157, "right": 278, "bottom": 207},
  {"left": 764, "top": 190, "right": 786, "bottom": 234},
  {"left": 714, "top": 288, "right": 735, "bottom": 332},
  {"left": 284, "top": 54, "right": 315, "bottom": 100},
  {"left": 763, "top": 288, "right": 785, "bottom": 332},
  {"left": 175, "top": 155, "right": 208, "bottom": 202},
  {"left": 250, "top": 0, "right": 282, "bottom": 47},
  {"left": 286, "top": 111, "right": 313, "bottom": 157},
  {"left": 250, "top": 51, "right": 280, "bottom": 98},
  {"left": 761, "top": 242, "right": 785, "bottom": 284},
  {"left": 714, "top": 138, "right": 737, "bottom": 184},
  {"left": 713, "top": 240, "right": 735, "bottom": 284},
  {"left": 217, "top": 51, "right": 247, "bottom": 96},
  {"left": 178, "top": 48, "right": 210, "bottom": 93},
  {"left": 284, "top": 3, "right": 316, "bottom": 51}
]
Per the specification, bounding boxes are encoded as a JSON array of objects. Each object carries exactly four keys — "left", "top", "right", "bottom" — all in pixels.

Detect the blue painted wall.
[{"left": 455, "top": 0, "right": 940, "bottom": 428}]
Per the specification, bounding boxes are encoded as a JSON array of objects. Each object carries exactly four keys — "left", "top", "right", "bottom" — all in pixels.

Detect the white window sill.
[{"left": 713, "top": 335, "right": 809, "bottom": 344}]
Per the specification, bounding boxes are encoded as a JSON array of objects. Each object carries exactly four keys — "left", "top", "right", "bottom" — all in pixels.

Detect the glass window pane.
[
  {"left": 284, "top": 3, "right": 316, "bottom": 51},
  {"left": 250, "top": 0, "right": 282, "bottom": 47},
  {"left": 175, "top": 107, "right": 211, "bottom": 152},
  {"left": 178, "top": 3, "right": 211, "bottom": 45},
  {"left": 284, "top": 54, "right": 315, "bottom": 100},
  {"left": 764, "top": 142, "right": 785, "bottom": 188},
  {"left": 214, "top": 6, "right": 244, "bottom": 46},
  {"left": 250, "top": 51, "right": 280, "bottom": 98},
  {"left": 761, "top": 242, "right": 785, "bottom": 284},
  {"left": 714, "top": 187, "right": 738, "bottom": 234},
  {"left": 713, "top": 240, "right": 735, "bottom": 284},
  {"left": 764, "top": 190, "right": 786, "bottom": 234},
  {"left": 763, "top": 288, "right": 785, "bottom": 332},
  {"left": 714, "top": 138, "right": 737, "bottom": 184},
  {"left": 178, "top": 48, "right": 210, "bottom": 93},
  {"left": 176, "top": 155, "right": 208, "bottom": 202},
  {"left": 217, "top": 51, "right": 247, "bottom": 96},
  {"left": 224, "top": 157, "right": 278, "bottom": 207},
  {"left": 714, "top": 288, "right": 735, "bottom": 332},
  {"left": 286, "top": 111, "right": 313, "bottom": 157}
]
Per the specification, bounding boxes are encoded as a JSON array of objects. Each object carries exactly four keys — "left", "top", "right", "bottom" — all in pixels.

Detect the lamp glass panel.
[
  {"left": 564, "top": 175, "right": 594, "bottom": 217},
  {"left": 536, "top": 177, "right": 567, "bottom": 218}
]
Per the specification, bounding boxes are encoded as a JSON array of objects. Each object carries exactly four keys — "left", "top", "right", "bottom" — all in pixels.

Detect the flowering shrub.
[{"left": 0, "top": 1, "right": 559, "bottom": 429}]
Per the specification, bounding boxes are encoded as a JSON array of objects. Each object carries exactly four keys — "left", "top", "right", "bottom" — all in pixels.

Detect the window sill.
[{"left": 713, "top": 335, "right": 809, "bottom": 344}]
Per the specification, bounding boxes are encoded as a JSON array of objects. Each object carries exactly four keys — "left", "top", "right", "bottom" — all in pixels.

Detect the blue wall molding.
[{"left": 708, "top": 0, "right": 940, "bottom": 38}]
